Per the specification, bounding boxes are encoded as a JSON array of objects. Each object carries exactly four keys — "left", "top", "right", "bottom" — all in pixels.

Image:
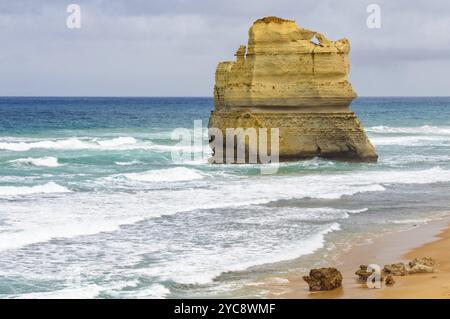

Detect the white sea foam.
[
  {"left": 96, "top": 136, "right": 137, "bottom": 147},
  {"left": 332, "top": 166, "right": 450, "bottom": 186},
  {"left": 391, "top": 218, "right": 433, "bottom": 225},
  {"left": 148, "top": 143, "right": 205, "bottom": 153},
  {"left": 1, "top": 166, "right": 450, "bottom": 295},
  {"left": 0, "top": 184, "right": 378, "bottom": 252},
  {"left": 136, "top": 223, "right": 342, "bottom": 285},
  {"left": 8, "top": 282, "right": 170, "bottom": 299},
  {"left": 107, "top": 284, "right": 170, "bottom": 299},
  {"left": 382, "top": 154, "right": 450, "bottom": 165},
  {"left": 10, "top": 285, "right": 104, "bottom": 299},
  {"left": 269, "top": 277, "right": 290, "bottom": 285},
  {"left": 0, "top": 136, "right": 209, "bottom": 155},
  {"left": 366, "top": 125, "right": 450, "bottom": 146},
  {"left": 241, "top": 207, "right": 369, "bottom": 224},
  {"left": 348, "top": 208, "right": 369, "bottom": 214},
  {"left": 123, "top": 167, "right": 204, "bottom": 182},
  {"left": 0, "top": 136, "right": 143, "bottom": 151},
  {"left": 114, "top": 160, "right": 143, "bottom": 166},
  {"left": 370, "top": 135, "right": 448, "bottom": 146},
  {"left": 0, "top": 137, "right": 126, "bottom": 152},
  {"left": 367, "top": 125, "right": 450, "bottom": 135},
  {"left": 0, "top": 137, "right": 136, "bottom": 151},
  {"left": 0, "top": 214, "right": 142, "bottom": 251},
  {"left": 0, "top": 182, "right": 71, "bottom": 196},
  {"left": 0, "top": 167, "right": 449, "bottom": 253},
  {"left": 9, "top": 157, "right": 61, "bottom": 167}
]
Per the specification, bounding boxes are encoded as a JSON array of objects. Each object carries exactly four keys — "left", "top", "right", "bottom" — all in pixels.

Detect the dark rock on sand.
[
  {"left": 303, "top": 268, "right": 343, "bottom": 291},
  {"left": 385, "top": 275, "right": 396, "bottom": 286}
]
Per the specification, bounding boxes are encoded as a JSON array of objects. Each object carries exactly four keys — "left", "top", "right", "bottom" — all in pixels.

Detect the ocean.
[{"left": 0, "top": 96, "right": 450, "bottom": 298}]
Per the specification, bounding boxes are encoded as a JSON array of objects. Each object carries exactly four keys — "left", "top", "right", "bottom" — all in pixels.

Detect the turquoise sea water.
[{"left": 0, "top": 97, "right": 450, "bottom": 298}]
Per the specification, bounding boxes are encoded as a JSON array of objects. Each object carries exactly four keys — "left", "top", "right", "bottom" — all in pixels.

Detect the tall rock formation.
[{"left": 208, "top": 17, "right": 378, "bottom": 163}]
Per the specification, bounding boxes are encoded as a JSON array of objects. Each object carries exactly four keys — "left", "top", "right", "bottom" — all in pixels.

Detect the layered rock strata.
[{"left": 208, "top": 17, "right": 377, "bottom": 162}]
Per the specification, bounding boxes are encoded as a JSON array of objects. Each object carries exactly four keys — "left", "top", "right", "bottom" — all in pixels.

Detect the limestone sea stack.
[{"left": 208, "top": 17, "right": 378, "bottom": 163}]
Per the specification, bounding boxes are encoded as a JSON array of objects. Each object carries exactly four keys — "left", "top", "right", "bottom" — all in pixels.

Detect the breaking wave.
[
  {"left": 0, "top": 182, "right": 71, "bottom": 196},
  {"left": 370, "top": 135, "right": 448, "bottom": 146},
  {"left": 114, "top": 160, "right": 143, "bottom": 166},
  {"left": 123, "top": 167, "right": 204, "bottom": 182},
  {"left": 0, "top": 136, "right": 207, "bottom": 154},
  {"left": 9, "top": 157, "right": 61, "bottom": 167},
  {"left": 0, "top": 137, "right": 138, "bottom": 151},
  {"left": 367, "top": 125, "right": 450, "bottom": 135}
]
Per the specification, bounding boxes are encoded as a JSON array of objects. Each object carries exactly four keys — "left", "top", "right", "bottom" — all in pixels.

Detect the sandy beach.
[{"left": 266, "top": 216, "right": 450, "bottom": 299}]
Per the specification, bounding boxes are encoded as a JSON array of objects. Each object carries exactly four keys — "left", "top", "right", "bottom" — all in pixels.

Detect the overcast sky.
[{"left": 0, "top": 0, "right": 449, "bottom": 96}]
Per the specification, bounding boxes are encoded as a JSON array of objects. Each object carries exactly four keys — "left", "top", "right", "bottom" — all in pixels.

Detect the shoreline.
[{"left": 265, "top": 215, "right": 450, "bottom": 299}]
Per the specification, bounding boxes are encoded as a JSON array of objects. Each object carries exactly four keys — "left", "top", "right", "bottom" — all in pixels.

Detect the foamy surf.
[
  {"left": 0, "top": 136, "right": 209, "bottom": 154},
  {"left": 123, "top": 167, "right": 205, "bottom": 182},
  {"left": 1, "top": 167, "right": 449, "bottom": 252},
  {"left": 238, "top": 207, "right": 368, "bottom": 224},
  {"left": 381, "top": 154, "right": 450, "bottom": 165},
  {"left": 135, "top": 223, "right": 342, "bottom": 285},
  {"left": 0, "top": 182, "right": 71, "bottom": 196},
  {"left": 0, "top": 215, "right": 142, "bottom": 251},
  {"left": 8, "top": 282, "right": 170, "bottom": 299},
  {"left": 0, "top": 137, "right": 142, "bottom": 151},
  {"left": 391, "top": 218, "right": 433, "bottom": 225},
  {"left": 8, "top": 285, "right": 104, "bottom": 299},
  {"left": 9, "top": 156, "right": 61, "bottom": 167},
  {"left": 367, "top": 125, "right": 450, "bottom": 135},
  {"left": 114, "top": 160, "right": 143, "bottom": 166},
  {"left": 370, "top": 135, "right": 448, "bottom": 146}
]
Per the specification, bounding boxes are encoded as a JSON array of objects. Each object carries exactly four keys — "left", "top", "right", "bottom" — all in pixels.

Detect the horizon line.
[{"left": 1, "top": 95, "right": 450, "bottom": 98}]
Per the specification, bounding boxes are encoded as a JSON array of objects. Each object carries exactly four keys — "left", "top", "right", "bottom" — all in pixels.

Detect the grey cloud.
[{"left": 0, "top": 0, "right": 449, "bottom": 96}]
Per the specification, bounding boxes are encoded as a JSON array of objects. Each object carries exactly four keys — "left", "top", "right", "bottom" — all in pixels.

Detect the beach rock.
[
  {"left": 383, "top": 263, "right": 408, "bottom": 276},
  {"left": 355, "top": 265, "right": 385, "bottom": 281},
  {"left": 385, "top": 275, "right": 395, "bottom": 286},
  {"left": 408, "top": 257, "right": 437, "bottom": 274},
  {"left": 303, "top": 268, "right": 343, "bottom": 291},
  {"left": 209, "top": 16, "right": 377, "bottom": 163},
  {"left": 355, "top": 265, "right": 372, "bottom": 281}
]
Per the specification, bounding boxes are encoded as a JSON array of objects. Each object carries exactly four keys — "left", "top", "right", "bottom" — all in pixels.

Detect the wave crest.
[
  {"left": 9, "top": 157, "right": 61, "bottom": 167},
  {"left": 123, "top": 167, "right": 204, "bottom": 182},
  {"left": 0, "top": 182, "right": 71, "bottom": 196},
  {"left": 367, "top": 125, "right": 450, "bottom": 135},
  {"left": 0, "top": 137, "right": 139, "bottom": 151}
]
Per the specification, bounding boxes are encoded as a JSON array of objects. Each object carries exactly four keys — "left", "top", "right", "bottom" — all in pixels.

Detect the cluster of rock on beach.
[{"left": 302, "top": 257, "right": 438, "bottom": 292}]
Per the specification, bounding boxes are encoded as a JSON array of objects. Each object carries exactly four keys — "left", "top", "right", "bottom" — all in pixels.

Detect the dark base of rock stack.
[{"left": 209, "top": 111, "right": 378, "bottom": 163}]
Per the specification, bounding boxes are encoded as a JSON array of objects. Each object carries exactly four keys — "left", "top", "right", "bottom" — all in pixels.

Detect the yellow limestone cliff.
[{"left": 208, "top": 17, "right": 378, "bottom": 162}]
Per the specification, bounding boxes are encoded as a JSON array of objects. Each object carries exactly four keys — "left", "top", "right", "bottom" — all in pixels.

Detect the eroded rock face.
[
  {"left": 303, "top": 268, "right": 343, "bottom": 291},
  {"left": 209, "top": 17, "right": 378, "bottom": 163}
]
